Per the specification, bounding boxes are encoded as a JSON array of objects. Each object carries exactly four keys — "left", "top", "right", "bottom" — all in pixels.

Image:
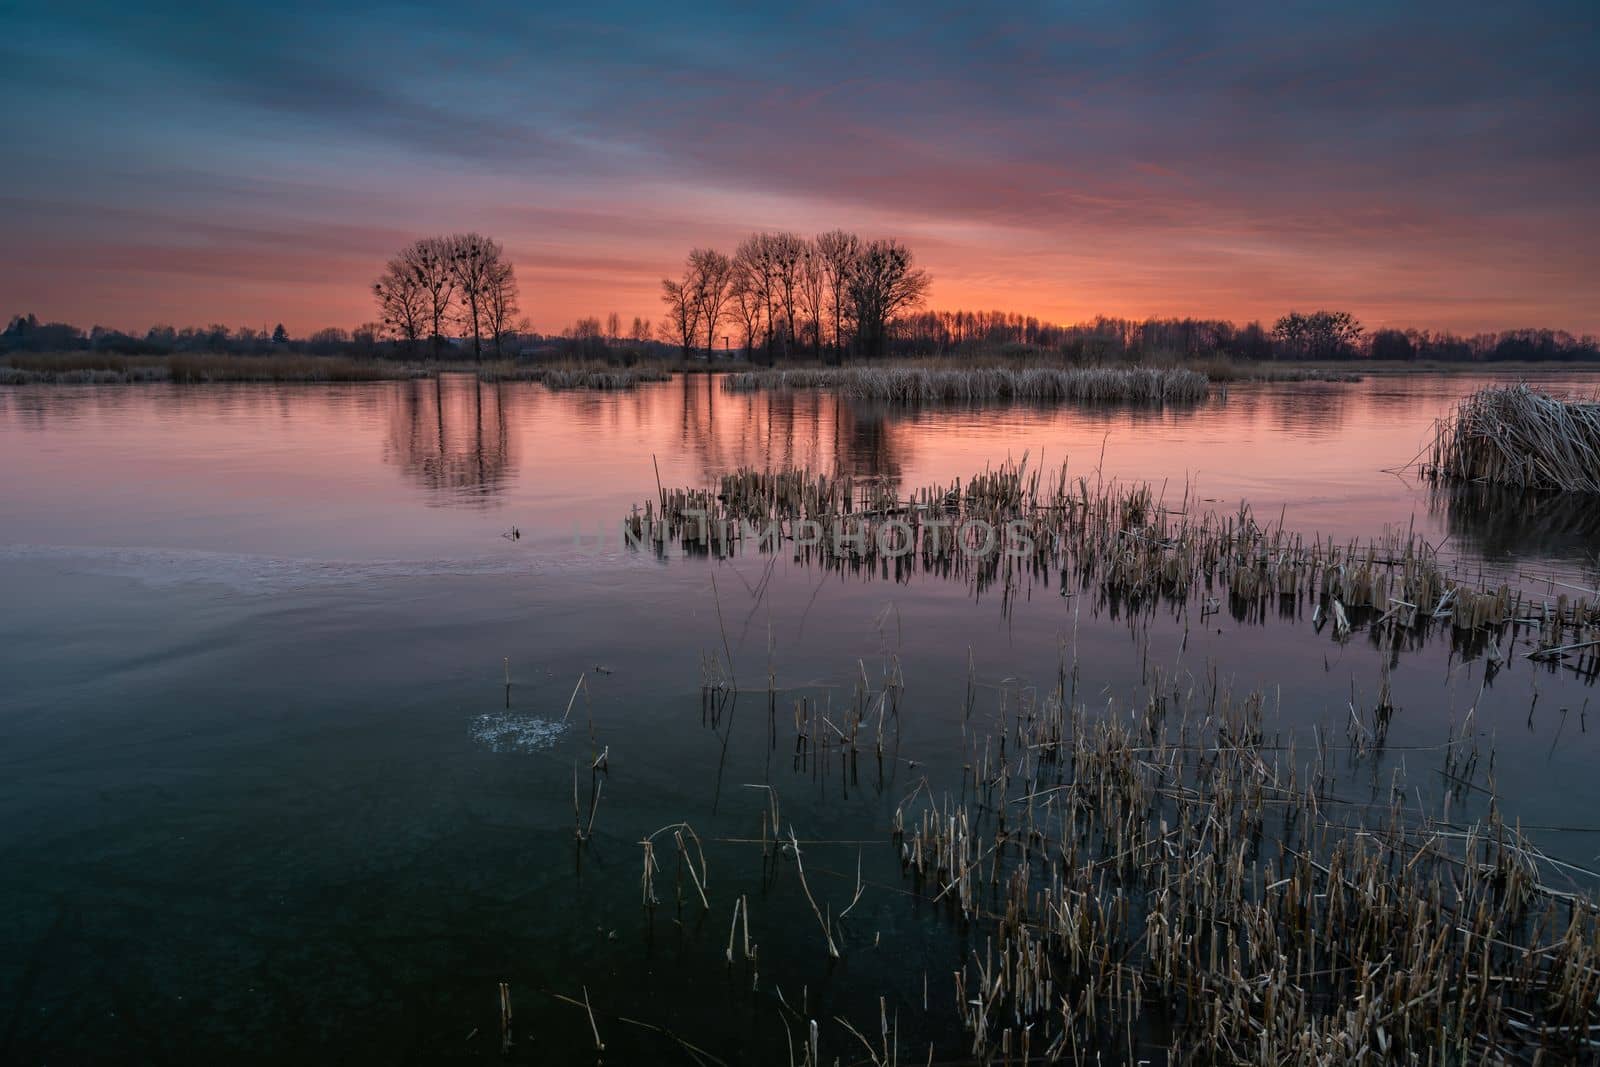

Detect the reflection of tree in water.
[
  {"left": 1208, "top": 383, "right": 1353, "bottom": 437},
  {"left": 1266, "top": 382, "right": 1351, "bottom": 435},
  {"left": 384, "top": 374, "right": 517, "bottom": 506},
  {"left": 838, "top": 403, "right": 901, "bottom": 486},
  {"left": 1430, "top": 483, "right": 1600, "bottom": 568},
  {"left": 672, "top": 374, "right": 909, "bottom": 492}
]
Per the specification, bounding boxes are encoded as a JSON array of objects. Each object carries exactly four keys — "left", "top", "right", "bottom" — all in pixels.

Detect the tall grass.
[
  {"left": 1423, "top": 383, "right": 1600, "bottom": 493},
  {"left": 722, "top": 364, "right": 1210, "bottom": 403}
]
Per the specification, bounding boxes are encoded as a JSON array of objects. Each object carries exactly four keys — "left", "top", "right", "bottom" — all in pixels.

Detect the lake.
[{"left": 2, "top": 371, "right": 1596, "bottom": 1063}]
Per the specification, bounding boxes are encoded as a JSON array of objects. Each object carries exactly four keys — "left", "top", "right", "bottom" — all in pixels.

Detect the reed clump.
[
  {"left": 1423, "top": 383, "right": 1600, "bottom": 493},
  {"left": 476, "top": 360, "right": 673, "bottom": 388},
  {"left": 721, "top": 365, "right": 1210, "bottom": 404},
  {"left": 541, "top": 366, "right": 672, "bottom": 390}
]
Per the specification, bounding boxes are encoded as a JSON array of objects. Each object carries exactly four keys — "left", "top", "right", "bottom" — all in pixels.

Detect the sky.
[{"left": 3, "top": 0, "right": 1597, "bottom": 337}]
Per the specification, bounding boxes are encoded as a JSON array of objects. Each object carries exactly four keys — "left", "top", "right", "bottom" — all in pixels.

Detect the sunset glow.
[{"left": 4, "top": 2, "right": 1596, "bottom": 336}]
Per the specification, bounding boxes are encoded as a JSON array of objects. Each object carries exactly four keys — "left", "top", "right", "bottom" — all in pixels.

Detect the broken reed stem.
[
  {"left": 639, "top": 822, "right": 711, "bottom": 912},
  {"left": 561, "top": 673, "right": 588, "bottom": 724},
  {"left": 788, "top": 827, "right": 841, "bottom": 959},
  {"left": 581, "top": 985, "right": 605, "bottom": 1053}
]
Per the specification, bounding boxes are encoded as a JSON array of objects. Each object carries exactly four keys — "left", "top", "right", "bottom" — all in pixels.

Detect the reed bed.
[
  {"left": 475, "top": 361, "right": 673, "bottom": 388},
  {"left": 561, "top": 458, "right": 1600, "bottom": 1062},
  {"left": 1423, "top": 384, "right": 1600, "bottom": 493},
  {"left": 721, "top": 365, "right": 1210, "bottom": 404},
  {"left": 627, "top": 457, "right": 1600, "bottom": 645},
  {"left": 624, "top": 644, "right": 1600, "bottom": 1063},
  {"left": 556, "top": 453, "right": 1600, "bottom": 1062},
  {"left": 885, "top": 669, "right": 1600, "bottom": 1063}
]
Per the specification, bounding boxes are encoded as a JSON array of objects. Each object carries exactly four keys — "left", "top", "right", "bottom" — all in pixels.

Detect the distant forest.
[
  {"left": 8, "top": 308, "right": 1596, "bottom": 366},
  {"left": 5, "top": 228, "right": 1597, "bottom": 365}
]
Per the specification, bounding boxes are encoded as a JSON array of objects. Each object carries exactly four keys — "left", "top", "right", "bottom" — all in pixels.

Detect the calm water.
[{"left": 2, "top": 372, "right": 1596, "bottom": 1063}]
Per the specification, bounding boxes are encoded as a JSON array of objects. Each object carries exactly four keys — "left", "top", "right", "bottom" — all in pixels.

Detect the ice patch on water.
[
  {"left": 470, "top": 713, "right": 567, "bottom": 753},
  {"left": 0, "top": 543, "right": 550, "bottom": 594}
]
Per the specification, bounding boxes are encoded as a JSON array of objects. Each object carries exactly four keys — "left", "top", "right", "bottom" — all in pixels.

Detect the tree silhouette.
[
  {"left": 446, "top": 233, "right": 503, "bottom": 362},
  {"left": 846, "top": 239, "right": 930, "bottom": 359}
]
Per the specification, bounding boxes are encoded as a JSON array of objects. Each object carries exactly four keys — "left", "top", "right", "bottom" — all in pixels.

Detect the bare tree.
[
  {"left": 729, "top": 270, "right": 765, "bottom": 357},
  {"left": 659, "top": 278, "right": 702, "bottom": 360},
  {"left": 733, "top": 234, "right": 780, "bottom": 363},
  {"left": 446, "top": 233, "right": 504, "bottom": 361},
  {"left": 483, "top": 259, "right": 521, "bottom": 358},
  {"left": 846, "top": 239, "right": 930, "bottom": 359},
  {"left": 401, "top": 237, "right": 456, "bottom": 359},
  {"left": 814, "top": 230, "right": 860, "bottom": 358},
  {"left": 373, "top": 255, "right": 427, "bottom": 351},
  {"left": 765, "top": 232, "right": 806, "bottom": 357},
  {"left": 797, "top": 240, "right": 826, "bottom": 359},
  {"left": 606, "top": 311, "right": 621, "bottom": 342},
  {"left": 689, "top": 248, "right": 734, "bottom": 358},
  {"left": 630, "top": 316, "right": 652, "bottom": 344}
]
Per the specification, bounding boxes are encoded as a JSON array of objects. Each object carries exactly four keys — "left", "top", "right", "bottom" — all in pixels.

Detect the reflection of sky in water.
[
  {"left": 2, "top": 373, "right": 1598, "bottom": 1062},
  {"left": 1, "top": 371, "right": 1595, "bottom": 582}
]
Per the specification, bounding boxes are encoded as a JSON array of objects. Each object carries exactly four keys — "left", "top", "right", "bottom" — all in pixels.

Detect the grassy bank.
[
  {"left": 1, "top": 352, "right": 428, "bottom": 383},
  {"left": 722, "top": 364, "right": 1213, "bottom": 403},
  {"left": 1423, "top": 383, "right": 1600, "bottom": 493}
]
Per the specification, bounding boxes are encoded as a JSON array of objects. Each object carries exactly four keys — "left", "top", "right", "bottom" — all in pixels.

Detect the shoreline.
[{"left": 3, "top": 351, "right": 1597, "bottom": 388}]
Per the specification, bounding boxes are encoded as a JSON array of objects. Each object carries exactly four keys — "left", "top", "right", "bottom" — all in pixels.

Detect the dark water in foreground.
[{"left": 1, "top": 372, "right": 1597, "bottom": 1063}]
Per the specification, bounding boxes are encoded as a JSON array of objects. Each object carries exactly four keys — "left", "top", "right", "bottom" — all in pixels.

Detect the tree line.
[
  {"left": 0, "top": 315, "right": 374, "bottom": 356},
  {"left": 659, "top": 231, "right": 931, "bottom": 362},
  {"left": 7, "top": 232, "right": 1597, "bottom": 367},
  {"left": 9, "top": 306, "right": 1597, "bottom": 366},
  {"left": 889, "top": 310, "right": 1600, "bottom": 364}
]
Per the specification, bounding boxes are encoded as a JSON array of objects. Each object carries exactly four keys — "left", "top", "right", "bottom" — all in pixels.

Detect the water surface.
[{"left": 2, "top": 371, "right": 1596, "bottom": 1062}]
